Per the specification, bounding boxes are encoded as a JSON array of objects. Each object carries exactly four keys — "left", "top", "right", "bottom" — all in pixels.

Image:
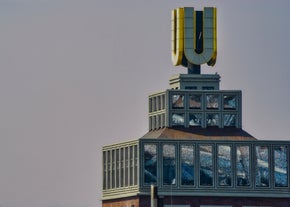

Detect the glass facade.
[{"left": 103, "top": 140, "right": 290, "bottom": 199}]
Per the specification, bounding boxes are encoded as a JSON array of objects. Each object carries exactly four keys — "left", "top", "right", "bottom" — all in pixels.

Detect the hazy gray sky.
[{"left": 0, "top": 0, "right": 290, "bottom": 207}]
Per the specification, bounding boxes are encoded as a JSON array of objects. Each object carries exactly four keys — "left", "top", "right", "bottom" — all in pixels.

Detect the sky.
[{"left": 0, "top": 0, "right": 290, "bottom": 207}]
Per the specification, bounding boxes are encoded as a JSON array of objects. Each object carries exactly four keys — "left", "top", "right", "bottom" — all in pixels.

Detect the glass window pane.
[
  {"left": 125, "top": 147, "right": 128, "bottom": 186},
  {"left": 206, "top": 94, "right": 219, "bottom": 109},
  {"left": 163, "top": 144, "right": 176, "bottom": 185},
  {"left": 224, "top": 95, "right": 236, "bottom": 110},
  {"left": 218, "top": 145, "right": 232, "bottom": 186},
  {"left": 255, "top": 146, "right": 269, "bottom": 187},
  {"left": 134, "top": 145, "right": 138, "bottom": 185},
  {"left": 172, "top": 94, "right": 184, "bottom": 109},
  {"left": 116, "top": 149, "right": 120, "bottom": 188},
  {"left": 224, "top": 114, "right": 236, "bottom": 127},
  {"left": 172, "top": 113, "right": 184, "bottom": 126},
  {"left": 181, "top": 144, "right": 195, "bottom": 185},
  {"left": 274, "top": 146, "right": 288, "bottom": 187},
  {"left": 144, "top": 144, "right": 157, "bottom": 185},
  {"left": 189, "top": 113, "right": 202, "bottom": 126},
  {"left": 189, "top": 94, "right": 202, "bottom": 109},
  {"left": 112, "top": 150, "right": 115, "bottom": 188},
  {"left": 199, "top": 145, "right": 213, "bottom": 186},
  {"left": 120, "top": 148, "right": 124, "bottom": 187},
  {"left": 206, "top": 114, "right": 219, "bottom": 126},
  {"left": 103, "top": 151, "right": 107, "bottom": 190},
  {"left": 129, "top": 146, "right": 133, "bottom": 186},
  {"left": 236, "top": 146, "right": 250, "bottom": 186}
]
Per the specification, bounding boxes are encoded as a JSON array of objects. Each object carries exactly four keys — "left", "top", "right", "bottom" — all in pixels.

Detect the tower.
[{"left": 101, "top": 7, "right": 290, "bottom": 207}]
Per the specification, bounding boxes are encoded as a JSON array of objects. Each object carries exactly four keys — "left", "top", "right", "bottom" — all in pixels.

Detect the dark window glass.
[
  {"left": 236, "top": 146, "right": 250, "bottom": 186},
  {"left": 144, "top": 144, "right": 157, "bottom": 185},
  {"left": 189, "top": 94, "right": 202, "bottom": 109},
  {"left": 172, "top": 94, "right": 184, "bottom": 109},
  {"left": 199, "top": 145, "right": 213, "bottom": 186},
  {"left": 274, "top": 146, "right": 288, "bottom": 187},
  {"left": 218, "top": 145, "right": 232, "bottom": 186},
  {"left": 223, "top": 95, "right": 236, "bottom": 110},
  {"left": 255, "top": 146, "right": 269, "bottom": 187},
  {"left": 181, "top": 144, "right": 195, "bottom": 185},
  {"left": 163, "top": 144, "right": 176, "bottom": 185}
]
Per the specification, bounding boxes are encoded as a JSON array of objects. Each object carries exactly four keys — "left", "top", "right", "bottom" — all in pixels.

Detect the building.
[{"left": 101, "top": 7, "right": 290, "bottom": 207}]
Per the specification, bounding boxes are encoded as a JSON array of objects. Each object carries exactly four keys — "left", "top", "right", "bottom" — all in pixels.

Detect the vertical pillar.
[{"left": 150, "top": 185, "right": 158, "bottom": 207}]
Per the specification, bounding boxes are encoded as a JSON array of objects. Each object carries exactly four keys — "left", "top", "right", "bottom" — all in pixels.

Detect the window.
[
  {"left": 224, "top": 114, "right": 236, "bottom": 127},
  {"left": 236, "top": 146, "right": 250, "bottom": 186},
  {"left": 172, "top": 94, "right": 184, "bottom": 109},
  {"left": 255, "top": 146, "right": 269, "bottom": 187},
  {"left": 144, "top": 144, "right": 157, "bottom": 185},
  {"left": 189, "top": 94, "right": 202, "bottom": 109},
  {"left": 206, "top": 113, "right": 219, "bottom": 127},
  {"left": 206, "top": 94, "right": 219, "bottom": 109},
  {"left": 163, "top": 144, "right": 176, "bottom": 185},
  {"left": 223, "top": 95, "right": 236, "bottom": 110},
  {"left": 274, "top": 146, "right": 288, "bottom": 187},
  {"left": 189, "top": 113, "right": 202, "bottom": 126},
  {"left": 199, "top": 145, "right": 213, "bottom": 186},
  {"left": 181, "top": 144, "right": 195, "bottom": 185},
  {"left": 172, "top": 113, "right": 184, "bottom": 126},
  {"left": 218, "top": 145, "right": 232, "bottom": 186}
]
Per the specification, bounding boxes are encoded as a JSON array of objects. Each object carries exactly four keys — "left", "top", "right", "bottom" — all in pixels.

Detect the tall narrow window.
[
  {"left": 144, "top": 144, "right": 157, "bottom": 185},
  {"left": 129, "top": 146, "right": 133, "bottom": 186},
  {"left": 112, "top": 150, "right": 115, "bottom": 188},
  {"left": 255, "top": 146, "right": 269, "bottom": 187},
  {"left": 236, "top": 146, "right": 250, "bottom": 186},
  {"left": 274, "top": 146, "right": 288, "bottom": 187},
  {"left": 125, "top": 147, "right": 129, "bottom": 186},
  {"left": 116, "top": 149, "right": 120, "bottom": 188},
  {"left": 163, "top": 144, "right": 176, "bottom": 185},
  {"left": 120, "top": 148, "right": 124, "bottom": 187},
  {"left": 181, "top": 144, "right": 195, "bottom": 185},
  {"left": 134, "top": 145, "right": 138, "bottom": 185},
  {"left": 107, "top": 150, "right": 111, "bottom": 189},
  {"left": 103, "top": 151, "right": 107, "bottom": 190},
  {"left": 199, "top": 145, "right": 213, "bottom": 186},
  {"left": 217, "top": 145, "right": 232, "bottom": 186}
]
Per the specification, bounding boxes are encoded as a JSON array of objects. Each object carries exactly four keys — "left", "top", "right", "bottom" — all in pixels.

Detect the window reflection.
[
  {"left": 199, "top": 145, "right": 213, "bottom": 186},
  {"left": 224, "top": 95, "right": 236, "bottom": 109},
  {"left": 163, "top": 144, "right": 176, "bottom": 185},
  {"left": 181, "top": 145, "right": 195, "bottom": 185},
  {"left": 218, "top": 145, "right": 232, "bottom": 186},
  {"left": 189, "top": 113, "right": 202, "bottom": 126},
  {"left": 172, "top": 94, "right": 184, "bottom": 109},
  {"left": 172, "top": 113, "right": 184, "bottom": 126},
  {"left": 206, "top": 114, "right": 219, "bottom": 126},
  {"left": 255, "top": 146, "right": 269, "bottom": 187},
  {"left": 144, "top": 144, "right": 157, "bottom": 185},
  {"left": 236, "top": 146, "right": 250, "bottom": 186},
  {"left": 224, "top": 114, "right": 236, "bottom": 127},
  {"left": 274, "top": 146, "right": 288, "bottom": 187},
  {"left": 206, "top": 94, "right": 219, "bottom": 109},
  {"left": 189, "top": 94, "right": 202, "bottom": 109}
]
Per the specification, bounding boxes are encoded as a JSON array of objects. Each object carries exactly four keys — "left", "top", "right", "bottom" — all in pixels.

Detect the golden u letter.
[{"left": 171, "top": 7, "right": 217, "bottom": 71}]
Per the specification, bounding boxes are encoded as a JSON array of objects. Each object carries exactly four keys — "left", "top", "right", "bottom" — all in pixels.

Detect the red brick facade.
[{"left": 103, "top": 195, "right": 290, "bottom": 207}]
